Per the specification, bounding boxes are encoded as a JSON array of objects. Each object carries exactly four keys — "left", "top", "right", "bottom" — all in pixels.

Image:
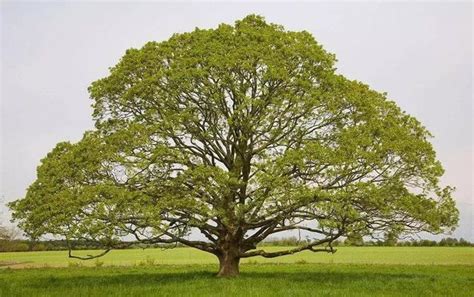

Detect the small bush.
[
  {"left": 94, "top": 259, "right": 104, "bottom": 267},
  {"left": 68, "top": 262, "right": 82, "bottom": 268},
  {"left": 146, "top": 256, "right": 156, "bottom": 266}
]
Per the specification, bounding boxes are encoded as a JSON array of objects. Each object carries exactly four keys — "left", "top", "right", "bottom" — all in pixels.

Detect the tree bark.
[{"left": 217, "top": 253, "right": 240, "bottom": 277}]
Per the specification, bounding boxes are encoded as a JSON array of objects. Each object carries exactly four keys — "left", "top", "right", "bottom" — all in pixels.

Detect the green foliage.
[
  {"left": 344, "top": 233, "right": 365, "bottom": 246},
  {"left": 260, "top": 236, "right": 310, "bottom": 247},
  {"left": 9, "top": 15, "right": 458, "bottom": 268},
  {"left": 0, "top": 240, "right": 29, "bottom": 252}
]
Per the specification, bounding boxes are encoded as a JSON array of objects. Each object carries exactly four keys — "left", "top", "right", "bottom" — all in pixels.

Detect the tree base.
[{"left": 217, "top": 256, "right": 240, "bottom": 277}]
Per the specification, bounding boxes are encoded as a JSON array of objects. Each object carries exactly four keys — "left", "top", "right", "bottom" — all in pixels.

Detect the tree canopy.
[{"left": 9, "top": 15, "right": 458, "bottom": 277}]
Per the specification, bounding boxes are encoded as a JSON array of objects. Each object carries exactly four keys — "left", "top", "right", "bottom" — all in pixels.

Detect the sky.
[{"left": 1, "top": 1, "right": 472, "bottom": 240}]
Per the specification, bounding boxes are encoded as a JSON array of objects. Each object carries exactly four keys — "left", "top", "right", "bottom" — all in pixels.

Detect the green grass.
[
  {"left": 0, "top": 246, "right": 473, "bottom": 267},
  {"left": 1, "top": 264, "right": 473, "bottom": 297},
  {"left": 0, "top": 247, "right": 473, "bottom": 296}
]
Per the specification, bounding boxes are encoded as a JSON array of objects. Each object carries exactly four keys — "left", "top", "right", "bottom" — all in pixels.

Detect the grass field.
[
  {"left": 1, "top": 247, "right": 473, "bottom": 296},
  {"left": 1, "top": 246, "right": 473, "bottom": 267}
]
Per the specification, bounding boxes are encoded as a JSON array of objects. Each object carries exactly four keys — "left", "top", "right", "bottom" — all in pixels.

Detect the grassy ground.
[
  {"left": 1, "top": 264, "right": 473, "bottom": 297},
  {"left": 1, "top": 246, "right": 473, "bottom": 268},
  {"left": 0, "top": 247, "right": 473, "bottom": 296}
]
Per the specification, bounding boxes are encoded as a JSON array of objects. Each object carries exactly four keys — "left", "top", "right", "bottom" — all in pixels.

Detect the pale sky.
[{"left": 1, "top": 1, "right": 472, "bottom": 240}]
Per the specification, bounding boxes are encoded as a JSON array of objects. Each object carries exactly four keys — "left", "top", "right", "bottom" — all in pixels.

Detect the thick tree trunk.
[
  {"left": 217, "top": 253, "right": 240, "bottom": 277},
  {"left": 216, "top": 227, "right": 244, "bottom": 277}
]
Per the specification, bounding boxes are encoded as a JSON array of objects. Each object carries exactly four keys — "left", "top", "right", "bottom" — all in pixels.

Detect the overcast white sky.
[{"left": 1, "top": 1, "right": 472, "bottom": 240}]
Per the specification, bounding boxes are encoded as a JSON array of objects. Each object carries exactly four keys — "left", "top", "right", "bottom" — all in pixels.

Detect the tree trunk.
[{"left": 217, "top": 253, "right": 240, "bottom": 277}]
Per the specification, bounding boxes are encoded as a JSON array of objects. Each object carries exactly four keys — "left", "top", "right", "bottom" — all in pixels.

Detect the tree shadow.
[
  {"left": 23, "top": 269, "right": 216, "bottom": 289},
  {"left": 22, "top": 265, "right": 430, "bottom": 290},
  {"left": 241, "top": 270, "right": 423, "bottom": 281}
]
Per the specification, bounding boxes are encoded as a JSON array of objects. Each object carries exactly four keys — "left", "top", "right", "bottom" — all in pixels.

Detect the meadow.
[{"left": 1, "top": 247, "right": 473, "bottom": 296}]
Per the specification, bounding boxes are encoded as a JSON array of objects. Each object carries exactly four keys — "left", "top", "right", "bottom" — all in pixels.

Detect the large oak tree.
[{"left": 10, "top": 15, "right": 458, "bottom": 277}]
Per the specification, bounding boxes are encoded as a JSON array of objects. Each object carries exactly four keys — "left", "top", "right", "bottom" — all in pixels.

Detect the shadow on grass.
[{"left": 20, "top": 266, "right": 430, "bottom": 290}]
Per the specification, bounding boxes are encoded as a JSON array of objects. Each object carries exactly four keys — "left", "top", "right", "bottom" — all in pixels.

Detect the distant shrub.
[
  {"left": 260, "top": 236, "right": 305, "bottom": 247},
  {"left": 68, "top": 262, "right": 82, "bottom": 268},
  {"left": 0, "top": 240, "right": 29, "bottom": 252},
  {"left": 145, "top": 256, "right": 156, "bottom": 266},
  {"left": 32, "top": 243, "right": 47, "bottom": 251},
  {"left": 344, "top": 233, "right": 364, "bottom": 246},
  {"left": 94, "top": 259, "right": 104, "bottom": 267}
]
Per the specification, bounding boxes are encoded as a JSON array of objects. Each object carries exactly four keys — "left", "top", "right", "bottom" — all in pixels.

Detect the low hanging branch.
[
  {"left": 241, "top": 236, "right": 338, "bottom": 259},
  {"left": 68, "top": 248, "right": 112, "bottom": 260}
]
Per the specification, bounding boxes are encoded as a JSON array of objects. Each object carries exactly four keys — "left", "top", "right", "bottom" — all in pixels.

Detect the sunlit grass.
[{"left": 1, "top": 246, "right": 472, "bottom": 268}]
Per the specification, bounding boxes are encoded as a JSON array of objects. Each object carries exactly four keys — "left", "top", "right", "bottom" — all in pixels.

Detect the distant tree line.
[
  {"left": 341, "top": 236, "right": 472, "bottom": 247},
  {"left": 1, "top": 225, "right": 472, "bottom": 252},
  {"left": 0, "top": 239, "right": 104, "bottom": 252},
  {"left": 259, "top": 235, "right": 473, "bottom": 247}
]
